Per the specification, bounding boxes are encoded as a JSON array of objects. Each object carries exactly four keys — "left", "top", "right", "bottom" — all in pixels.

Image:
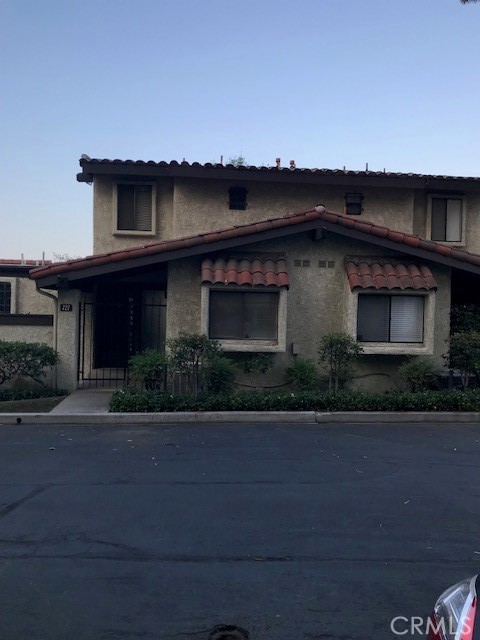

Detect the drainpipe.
[{"left": 36, "top": 285, "right": 59, "bottom": 388}]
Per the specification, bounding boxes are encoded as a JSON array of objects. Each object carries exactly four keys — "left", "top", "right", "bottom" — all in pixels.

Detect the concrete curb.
[{"left": 0, "top": 411, "right": 480, "bottom": 425}]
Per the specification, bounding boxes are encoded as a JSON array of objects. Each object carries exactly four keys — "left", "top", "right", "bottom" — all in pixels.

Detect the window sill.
[
  {"left": 358, "top": 342, "right": 433, "bottom": 356},
  {"left": 114, "top": 230, "right": 156, "bottom": 237},
  {"left": 217, "top": 339, "right": 285, "bottom": 353},
  {"left": 428, "top": 239, "right": 465, "bottom": 248}
]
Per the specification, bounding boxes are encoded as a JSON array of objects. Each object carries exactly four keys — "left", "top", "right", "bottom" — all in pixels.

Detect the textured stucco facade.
[
  {"left": 91, "top": 172, "right": 480, "bottom": 255},
  {"left": 163, "top": 231, "right": 451, "bottom": 392},
  {"left": 36, "top": 163, "right": 480, "bottom": 391}
]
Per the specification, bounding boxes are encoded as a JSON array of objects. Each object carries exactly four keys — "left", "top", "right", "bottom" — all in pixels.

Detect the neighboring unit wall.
[{"left": 0, "top": 276, "right": 56, "bottom": 348}]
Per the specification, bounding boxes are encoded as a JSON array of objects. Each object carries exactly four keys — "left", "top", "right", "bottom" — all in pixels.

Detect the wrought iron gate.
[{"left": 78, "top": 299, "right": 166, "bottom": 388}]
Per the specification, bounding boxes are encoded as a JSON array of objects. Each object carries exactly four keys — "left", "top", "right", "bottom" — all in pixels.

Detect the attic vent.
[
  {"left": 327, "top": 261, "right": 335, "bottom": 268},
  {"left": 229, "top": 187, "right": 247, "bottom": 210},
  {"left": 318, "top": 260, "right": 327, "bottom": 268},
  {"left": 345, "top": 192, "right": 364, "bottom": 216},
  {"left": 302, "top": 260, "right": 310, "bottom": 267},
  {"left": 294, "top": 260, "right": 301, "bottom": 267}
]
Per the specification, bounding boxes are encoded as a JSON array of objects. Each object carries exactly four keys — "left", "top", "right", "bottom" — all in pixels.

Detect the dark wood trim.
[
  {"left": 0, "top": 266, "right": 37, "bottom": 277},
  {"left": 0, "top": 314, "right": 54, "bottom": 326},
  {"left": 78, "top": 162, "right": 480, "bottom": 192}
]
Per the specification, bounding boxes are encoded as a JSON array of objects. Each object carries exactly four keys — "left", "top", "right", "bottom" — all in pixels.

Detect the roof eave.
[
  {"left": 76, "top": 160, "right": 480, "bottom": 191},
  {"left": 31, "top": 216, "right": 480, "bottom": 289}
]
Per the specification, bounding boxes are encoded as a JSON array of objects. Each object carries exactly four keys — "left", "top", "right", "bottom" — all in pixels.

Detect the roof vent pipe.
[
  {"left": 290, "top": 160, "right": 296, "bottom": 169},
  {"left": 275, "top": 157, "right": 281, "bottom": 168}
]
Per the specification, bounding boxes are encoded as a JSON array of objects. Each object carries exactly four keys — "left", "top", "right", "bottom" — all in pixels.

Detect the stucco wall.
[
  {"left": 0, "top": 276, "right": 55, "bottom": 315},
  {"left": 93, "top": 176, "right": 174, "bottom": 254},
  {"left": 164, "top": 231, "right": 451, "bottom": 392},
  {"left": 171, "top": 178, "right": 415, "bottom": 238}
]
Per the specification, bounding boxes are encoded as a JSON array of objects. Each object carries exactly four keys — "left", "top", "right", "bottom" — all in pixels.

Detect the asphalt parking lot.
[{"left": 1, "top": 422, "right": 480, "bottom": 640}]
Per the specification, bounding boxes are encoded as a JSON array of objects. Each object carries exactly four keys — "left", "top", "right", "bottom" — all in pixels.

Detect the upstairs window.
[
  {"left": 357, "top": 294, "right": 424, "bottom": 343},
  {"left": 117, "top": 184, "right": 153, "bottom": 232},
  {"left": 0, "top": 282, "right": 11, "bottom": 314},
  {"left": 209, "top": 290, "right": 278, "bottom": 340},
  {"left": 229, "top": 187, "right": 247, "bottom": 210},
  {"left": 431, "top": 197, "right": 462, "bottom": 242}
]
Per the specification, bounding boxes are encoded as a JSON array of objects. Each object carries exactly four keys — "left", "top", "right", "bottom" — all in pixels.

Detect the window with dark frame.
[
  {"left": 431, "top": 197, "right": 462, "bottom": 242},
  {"left": 117, "top": 184, "right": 153, "bottom": 231},
  {"left": 357, "top": 294, "right": 424, "bottom": 343},
  {"left": 0, "top": 282, "right": 11, "bottom": 314},
  {"left": 228, "top": 187, "right": 247, "bottom": 211},
  {"left": 209, "top": 290, "right": 278, "bottom": 340}
]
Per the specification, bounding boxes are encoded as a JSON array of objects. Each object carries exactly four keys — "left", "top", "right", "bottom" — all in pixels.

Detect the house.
[
  {"left": 0, "top": 258, "right": 56, "bottom": 385},
  {"left": 30, "top": 157, "right": 480, "bottom": 391}
]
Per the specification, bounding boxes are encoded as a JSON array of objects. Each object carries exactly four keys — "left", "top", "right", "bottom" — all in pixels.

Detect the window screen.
[
  {"left": 209, "top": 291, "right": 278, "bottom": 340},
  {"left": 431, "top": 197, "right": 462, "bottom": 242},
  {"left": 0, "top": 282, "right": 11, "bottom": 313},
  {"left": 357, "top": 295, "right": 424, "bottom": 343},
  {"left": 117, "top": 184, "right": 153, "bottom": 231}
]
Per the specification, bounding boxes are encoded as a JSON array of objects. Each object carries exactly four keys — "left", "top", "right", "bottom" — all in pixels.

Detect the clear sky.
[{"left": 1, "top": 0, "right": 479, "bottom": 259}]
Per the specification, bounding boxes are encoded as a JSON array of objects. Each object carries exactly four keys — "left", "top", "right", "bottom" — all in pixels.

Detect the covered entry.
[{"left": 78, "top": 284, "right": 166, "bottom": 387}]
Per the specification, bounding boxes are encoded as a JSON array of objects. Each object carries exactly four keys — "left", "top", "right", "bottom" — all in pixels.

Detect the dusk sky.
[{"left": 1, "top": 0, "right": 479, "bottom": 260}]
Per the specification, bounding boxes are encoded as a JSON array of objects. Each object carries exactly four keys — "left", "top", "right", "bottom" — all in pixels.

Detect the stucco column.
[{"left": 56, "top": 289, "right": 81, "bottom": 391}]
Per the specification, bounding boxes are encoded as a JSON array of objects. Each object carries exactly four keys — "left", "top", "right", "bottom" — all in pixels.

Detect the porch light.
[{"left": 345, "top": 192, "right": 364, "bottom": 215}]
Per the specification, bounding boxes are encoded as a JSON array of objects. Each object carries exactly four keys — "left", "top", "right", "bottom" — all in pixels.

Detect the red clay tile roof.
[
  {"left": 0, "top": 259, "right": 52, "bottom": 266},
  {"left": 201, "top": 256, "right": 289, "bottom": 288},
  {"left": 79, "top": 156, "right": 480, "bottom": 184},
  {"left": 345, "top": 257, "right": 437, "bottom": 291},
  {"left": 30, "top": 206, "right": 480, "bottom": 282}
]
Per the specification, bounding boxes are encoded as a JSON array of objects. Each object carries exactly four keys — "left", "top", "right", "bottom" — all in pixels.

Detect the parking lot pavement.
[{"left": 1, "top": 422, "right": 480, "bottom": 639}]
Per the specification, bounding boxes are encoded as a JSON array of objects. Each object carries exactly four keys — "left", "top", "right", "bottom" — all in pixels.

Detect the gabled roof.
[
  {"left": 77, "top": 156, "right": 480, "bottom": 189},
  {"left": 30, "top": 206, "right": 480, "bottom": 288}
]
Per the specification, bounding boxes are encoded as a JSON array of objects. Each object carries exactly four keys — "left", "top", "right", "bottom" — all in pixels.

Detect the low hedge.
[
  {"left": 0, "top": 387, "right": 67, "bottom": 402},
  {"left": 110, "top": 388, "right": 480, "bottom": 413}
]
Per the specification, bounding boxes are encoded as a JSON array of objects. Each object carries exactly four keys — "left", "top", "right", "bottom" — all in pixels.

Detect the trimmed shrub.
[
  {"left": 110, "top": 388, "right": 480, "bottom": 413},
  {"left": 286, "top": 358, "right": 318, "bottom": 391},
  {"left": 451, "top": 304, "right": 480, "bottom": 334},
  {"left": 128, "top": 349, "right": 167, "bottom": 390},
  {"left": 167, "top": 333, "right": 223, "bottom": 394},
  {"left": 0, "top": 387, "right": 67, "bottom": 402},
  {"left": 0, "top": 341, "right": 58, "bottom": 386},
  {"left": 318, "top": 332, "right": 363, "bottom": 390},
  {"left": 398, "top": 358, "right": 437, "bottom": 392},
  {"left": 447, "top": 331, "right": 480, "bottom": 388},
  {"left": 204, "top": 356, "right": 236, "bottom": 395}
]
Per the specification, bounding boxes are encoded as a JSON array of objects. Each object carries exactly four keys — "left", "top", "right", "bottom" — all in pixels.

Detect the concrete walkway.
[{"left": 49, "top": 389, "right": 114, "bottom": 414}]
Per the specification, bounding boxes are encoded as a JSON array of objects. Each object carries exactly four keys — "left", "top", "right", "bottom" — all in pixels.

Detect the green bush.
[
  {"left": 318, "top": 332, "right": 363, "bottom": 390},
  {"left": 204, "top": 356, "right": 236, "bottom": 395},
  {"left": 451, "top": 305, "right": 480, "bottom": 334},
  {"left": 167, "top": 333, "right": 223, "bottom": 394},
  {"left": 286, "top": 358, "right": 318, "bottom": 391},
  {"left": 128, "top": 349, "right": 167, "bottom": 390},
  {"left": 0, "top": 387, "right": 67, "bottom": 402},
  {"left": 447, "top": 331, "right": 480, "bottom": 388},
  {"left": 236, "top": 353, "right": 274, "bottom": 388},
  {"left": 398, "top": 358, "right": 437, "bottom": 392},
  {"left": 110, "top": 388, "right": 480, "bottom": 413},
  {"left": 0, "top": 341, "right": 58, "bottom": 386}
]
